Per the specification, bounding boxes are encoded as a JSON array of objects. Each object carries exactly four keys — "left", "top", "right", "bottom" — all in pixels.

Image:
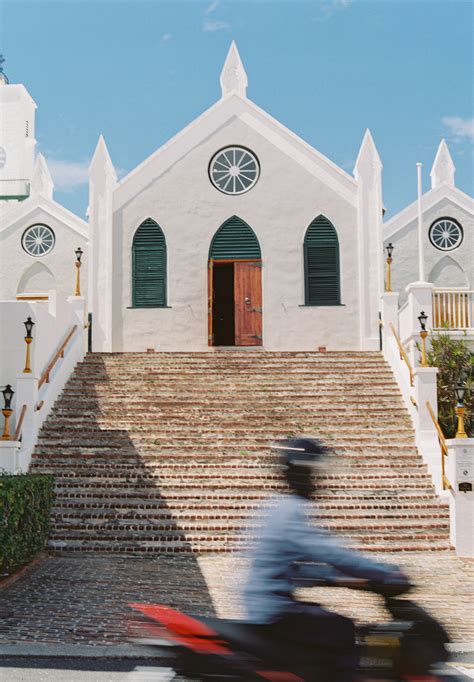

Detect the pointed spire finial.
[
  {"left": 354, "top": 129, "right": 382, "bottom": 179},
  {"left": 430, "top": 139, "right": 455, "bottom": 189},
  {"left": 0, "top": 54, "right": 9, "bottom": 85},
  {"left": 220, "top": 41, "right": 248, "bottom": 98},
  {"left": 89, "top": 134, "right": 117, "bottom": 183},
  {"left": 31, "top": 154, "right": 54, "bottom": 200}
]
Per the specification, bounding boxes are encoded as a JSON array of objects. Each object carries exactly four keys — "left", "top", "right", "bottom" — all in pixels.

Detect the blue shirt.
[{"left": 243, "top": 493, "right": 399, "bottom": 624}]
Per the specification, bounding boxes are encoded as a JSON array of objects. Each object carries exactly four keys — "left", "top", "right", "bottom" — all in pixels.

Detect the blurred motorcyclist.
[{"left": 242, "top": 437, "right": 410, "bottom": 682}]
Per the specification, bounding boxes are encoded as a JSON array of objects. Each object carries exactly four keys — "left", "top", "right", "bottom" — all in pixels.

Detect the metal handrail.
[
  {"left": 13, "top": 404, "right": 27, "bottom": 442},
  {"left": 426, "top": 401, "right": 452, "bottom": 491},
  {"left": 38, "top": 325, "right": 78, "bottom": 389},
  {"left": 389, "top": 322, "right": 414, "bottom": 387}
]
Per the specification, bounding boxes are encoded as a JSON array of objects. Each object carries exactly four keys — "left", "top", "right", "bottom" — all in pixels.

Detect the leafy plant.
[
  {"left": 426, "top": 332, "right": 474, "bottom": 438},
  {"left": 0, "top": 473, "right": 55, "bottom": 576}
]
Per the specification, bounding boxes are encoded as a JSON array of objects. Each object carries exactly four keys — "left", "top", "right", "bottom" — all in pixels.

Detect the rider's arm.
[{"left": 289, "top": 497, "right": 402, "bottom": 584}]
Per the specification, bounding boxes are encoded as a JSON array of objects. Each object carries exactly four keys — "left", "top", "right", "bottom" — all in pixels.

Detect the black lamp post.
[
  {"left": 455, "top": 378, "right": 468, "bottom": 438},
  {"left": 75, "top": 247, "right": 83, "bottom": 296},
  {"left": 23, "top": 317, "right": 35, "bottom": 373},
  {"left": 1, "top": 384, "right": 14, "bottom": 440},
  {"left": 417, "top": 311, "right": 429, "bottom": 367},
  {"left": 385, "top": 243, "right": 394, "bottom": 292}
]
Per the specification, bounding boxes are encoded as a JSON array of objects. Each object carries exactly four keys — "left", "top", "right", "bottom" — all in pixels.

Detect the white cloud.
[
  {"left": 202, "top": 18, "right": 230, "bottom": 32},
  {"left": 48, "top": 159, "right": 89, "bottom": 192},
  {"left": 314, "top": 0, "right": 353, "bottom": 21},
  {"left": 160, "top": 33, "right": 171, "bottom": 45},
  {"left": 48, "top": 158, "right": 127, "bottom": 192},
  {"left": 205, "top": 0, "right": 219, "bottom": 14},
  {"left": 442, "top": 116, "right": 474, "bottom": 142}
]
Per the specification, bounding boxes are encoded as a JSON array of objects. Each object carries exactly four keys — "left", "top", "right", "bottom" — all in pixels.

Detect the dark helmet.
[
  {"left": 272, "top": 437, "right": 328, "bottom": 468},
  {"left": 272, "top": 438, "right": 328, "bottom": 497}
]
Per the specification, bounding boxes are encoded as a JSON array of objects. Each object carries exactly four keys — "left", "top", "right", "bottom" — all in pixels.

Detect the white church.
[{"left": 0, "top": 43, "right": 472, "bottom": 352}]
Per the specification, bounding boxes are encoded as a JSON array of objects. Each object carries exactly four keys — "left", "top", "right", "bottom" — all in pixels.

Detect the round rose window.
[
  {"left": 429, "top": 218, "right": 463, "bottom": 251},
  {"left": 22, "top": 224, "right": 56, "bottom": 257},
  {"left": 209, "top": 146, "right": 260, "bottom": 195}
]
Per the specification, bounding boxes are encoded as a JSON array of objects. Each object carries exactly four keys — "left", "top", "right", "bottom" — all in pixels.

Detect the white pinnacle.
[
  {"left": 430, "top": 139, "right": 455, "bottom": 189},
  {"left": 31, "top": 153, "right": 54, "bottom": 200},
  {"left": 89, "top": 134, "right": 117, "bottom": 181},
  {"left": 220, "top": 41, "right": 248, "bottom": 98},
  {"left": 354, "top": 129, "right": 382, "bottom": 180}
]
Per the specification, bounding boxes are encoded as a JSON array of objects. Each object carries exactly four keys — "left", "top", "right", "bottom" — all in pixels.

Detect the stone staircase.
[{"left": 30, "top": 351, "right": 451, "bottom": 554}]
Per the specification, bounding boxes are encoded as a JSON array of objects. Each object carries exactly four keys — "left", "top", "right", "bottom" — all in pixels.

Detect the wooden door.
[
  {"left": 208, "top": 260, "right": 214, "bottom": 346},
  {"left": 234, "top": 261, "right": 262, "bottom": 346}
]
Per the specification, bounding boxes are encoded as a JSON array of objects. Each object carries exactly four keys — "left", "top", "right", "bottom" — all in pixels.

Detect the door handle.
[{"left": 245, "top": 297, "right": 251, "bottom": 305}]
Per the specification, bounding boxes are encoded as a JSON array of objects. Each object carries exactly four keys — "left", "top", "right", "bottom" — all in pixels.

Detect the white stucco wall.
[
  {"left": 385, "top": 197, "right": 473, "bottom": 304},
  {"left": 0, "top": 293, "right": 83, "bottom": 401},
  {"left": 110, "top": 118, "right": 361, "bottom": 351},
  {"left": 0, "top": 204, "right": 88, "bottom": 301},
  {"left": 0, "top": 84, "right": 36, "bottom": 184}
]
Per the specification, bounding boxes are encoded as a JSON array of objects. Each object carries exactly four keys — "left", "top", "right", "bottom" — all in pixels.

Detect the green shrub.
[
  {"left": 426, "top": 332, "right": 474, "bottom": 438},
  {"left": 0, "top": 473, "right": 55, "bottom": 576}
]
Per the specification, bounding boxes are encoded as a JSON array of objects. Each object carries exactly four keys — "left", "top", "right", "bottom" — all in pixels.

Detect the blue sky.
[{"left": 1, "top": 0, "right": 472, "bottom": 219}]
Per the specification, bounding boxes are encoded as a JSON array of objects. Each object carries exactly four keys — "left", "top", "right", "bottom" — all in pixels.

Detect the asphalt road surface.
[{"left": 0, "top": 657, "right": 473, "bottom": 681}]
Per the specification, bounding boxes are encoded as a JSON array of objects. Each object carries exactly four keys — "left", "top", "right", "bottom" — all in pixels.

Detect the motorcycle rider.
[{"left": 242, "top": 437, "right": 410, "bottom": 681}]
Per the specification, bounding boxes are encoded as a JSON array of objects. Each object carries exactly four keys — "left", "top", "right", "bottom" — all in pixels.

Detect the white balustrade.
[{"left": 432, "top": 289, "right": 473, "bottom": 330}]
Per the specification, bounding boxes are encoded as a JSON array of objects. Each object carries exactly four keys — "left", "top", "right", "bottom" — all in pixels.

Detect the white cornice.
[
  {"left": 115, "top": 93, "right": 357, "bottom": 210},
  {"left": 384, "top": 184, "right": 474, "bottom": 239},
  {"left": 0, "top": 196, "right": 88, "bottom": 239}
]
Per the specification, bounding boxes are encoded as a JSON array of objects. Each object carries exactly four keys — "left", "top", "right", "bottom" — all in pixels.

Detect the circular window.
[
  {"left": 22, "top": 224, "right": 56, "bottom": 257},
  {"left": 429, "top": 218, "right": 463, "bottom": 251},
  {"left": 209, "top": 146, "right": 260, "bottom": 195}
]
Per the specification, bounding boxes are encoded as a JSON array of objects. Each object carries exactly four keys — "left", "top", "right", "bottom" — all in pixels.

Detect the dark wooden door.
[
  {"left": 234, "top": 261, "right": 262, "bottom": 346},
  {"left": 208, "top": 260, "right": 213, "bottom": 346}
]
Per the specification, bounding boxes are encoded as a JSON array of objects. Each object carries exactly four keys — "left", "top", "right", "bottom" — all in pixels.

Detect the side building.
[
  {"left": 0, "top": 65, "right": 88, "bottom": 303},
  {"left": 384, "top": 141, "right": 473, "bottom": 335}
]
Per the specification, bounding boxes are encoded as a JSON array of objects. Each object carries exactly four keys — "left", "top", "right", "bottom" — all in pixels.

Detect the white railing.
[
  {"left": 432, "top": 289, "right": 473, "bottom": 330},
  {"left": 0, "top": 293, "right": 86, "bottom": 473}
]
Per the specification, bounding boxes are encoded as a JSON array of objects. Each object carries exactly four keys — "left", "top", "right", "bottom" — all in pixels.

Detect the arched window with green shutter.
[
  {"left": 209, "top": 215, "right": 261, "bottom": 260},
  {"left": 132, "top": 218, "right": 167, "bottom": 307},
  {"left": 304, "top": 215, "right": 341, "bottom": 306}
]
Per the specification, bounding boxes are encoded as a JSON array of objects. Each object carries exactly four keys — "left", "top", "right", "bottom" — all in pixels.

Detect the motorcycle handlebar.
[{"left": 305, "top": 576, "right": 413, "bottom": 597}]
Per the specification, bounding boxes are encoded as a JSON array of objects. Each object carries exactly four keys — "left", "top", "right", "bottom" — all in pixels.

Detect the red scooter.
[{"left": 128, "top": 579, "right": 460, "bottom": 681}]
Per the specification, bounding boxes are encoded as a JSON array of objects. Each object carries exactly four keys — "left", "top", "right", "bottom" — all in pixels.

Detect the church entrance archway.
[{"left": 208, "top": 216, "right": 262, "bottom": 347}]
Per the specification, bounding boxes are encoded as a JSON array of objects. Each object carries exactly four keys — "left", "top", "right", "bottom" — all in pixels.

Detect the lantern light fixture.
[
  {"left": 455, "top": 381, "right": 466, "bottom": 407},
  {"left": 418, "top": 311, "right": 428, "bottom": 332},
  {"left": 24, "top": 316, "right": 35, "bottom": 339},
  {"left": 75, "top": 247, "right": 83, "bottom": 263},
  {"left": 2, "top": 384, "right": 14, "bottom": 410},
  {"left": 386, "top": 242, "right": 394, "bottom": 259}
]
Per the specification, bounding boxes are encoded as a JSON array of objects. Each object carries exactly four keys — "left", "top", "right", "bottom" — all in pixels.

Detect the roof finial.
[
  {"left": 220, "top": 41, "right": 248, "bottom": 98},
  {"left": 0, "top": 55, "right": 9, "bottom": 86},
  {"left": 430, "top": 139, "right": 455, "bottom": 189}
]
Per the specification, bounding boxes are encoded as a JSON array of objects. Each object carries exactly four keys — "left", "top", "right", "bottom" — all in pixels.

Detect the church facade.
[
  {"left": 1, "top": 44, "right": 472, "bottom": 352},
  {"left": 89, "top": 43, "right": 383, "bottom": 353}
]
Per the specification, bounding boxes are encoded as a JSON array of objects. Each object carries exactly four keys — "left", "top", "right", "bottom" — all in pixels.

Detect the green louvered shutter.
[
  {"left": 209, "top": 215, "right": 261, "bottom": 260},
  {"left": 304, "top": 215, "right": 340, "bottom": 305},
  {"left": 132, "top": 219, "right": 167, "bottom": 307}
]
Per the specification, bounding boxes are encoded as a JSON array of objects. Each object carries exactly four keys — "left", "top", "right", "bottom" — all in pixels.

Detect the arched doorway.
[{"left": 208, "top": 216, "right": 262, "bottom": 347}]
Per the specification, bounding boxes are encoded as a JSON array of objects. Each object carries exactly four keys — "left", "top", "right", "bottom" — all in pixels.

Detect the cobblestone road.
[{"left": 0, "top": 552, "right": 472, "bottom": 647}]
